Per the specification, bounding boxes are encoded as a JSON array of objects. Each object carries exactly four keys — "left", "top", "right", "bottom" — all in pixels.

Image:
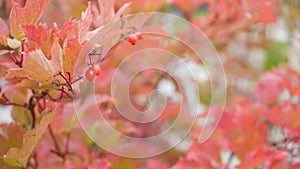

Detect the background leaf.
[{"left": 4, "top": 109, "right": 57, "bottom": 168}]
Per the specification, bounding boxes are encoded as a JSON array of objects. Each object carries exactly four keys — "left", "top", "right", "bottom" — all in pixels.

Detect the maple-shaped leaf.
[
  {"left": 186, "top": 141, "right": 222, "bottom": 169},
  {"left": 56, "top": 20, "right": 78, "bottom": 44},
  {"left": 78, "top": 2, "right": 93, "bottom": 43},
  {"left": 92, "top": 0, "right": 131, "bottom": 27},
  {"left": 6, "top": 48, "right": 63, "bottom": 88},
  {"left": 62, "top": 36, "right": 83, "bottom": 80},
  {"left": 4, "top": 109, "right": 57, "bottom": 168},
  {"left": 9, "top": 0, "right": 50, "bottom": 40},
  {"left": 263, "top": 102, "right": 300, "bottom": 129},
  {"left": 22, "top": 24, "right": 53, "bottom": 59},
  {"left": 55, "top": 3, "right": 96, "bottom": 45},
  {"left": 0, "top": 18, "right": 9, "bottom": 46},
  {"left": 6, "top": 4, "right": 97, "bottom": 88},
  {"left": 217, "top": 99, "right": 268, "bottom": 155}
]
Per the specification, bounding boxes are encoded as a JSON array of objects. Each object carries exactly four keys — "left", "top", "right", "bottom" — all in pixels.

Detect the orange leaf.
[
  {"left": 0, "top": 18, "right": 9, "bottom": 46},
  {"left": 22, "top": 24, "right": 53, "bottom": 59},
  {"left": 9, "top": 0, "right": 50, "bottom": 40},
  {"left": 63, "top": 37, "right": 82, "bottom": 80},
  {"left": 237, "top": 146, "right": 286, "bottom": 169},
  {"left": 6, "top": 49, "right": 63, "bottom": 87},
  {"left": 4, "top": 109, "right": 57, "bottom": 168}
]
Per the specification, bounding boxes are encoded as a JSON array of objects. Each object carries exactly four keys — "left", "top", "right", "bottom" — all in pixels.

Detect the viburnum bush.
[{"left": 0, "top": 0, "right": 299, "bottom": 169}]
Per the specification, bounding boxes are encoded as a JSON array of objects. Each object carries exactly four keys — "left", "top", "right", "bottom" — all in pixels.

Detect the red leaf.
[
  {"left": 218, "top": 100, "right": 268, "bottom": 155},
  {"left": 263, "top": 102, "right": 300, "bottom": 129},
  {"left": 237, "top": 146, "right": 286, "bottom": 169},
  {"left": 259, "top": 1, "right": 277, "bottom": 24},
  {"left": 90, "top": 158, "right": 111, "bottom": 169},
  {"left": 140, "top": 158, "right": 168, "bottom": 169},
  {"left": 170, "top": 158, "right": 205, "bottom": 169},
  {"left": 22, "top": 24, "right": 53, "bottom": 59},
  {"left": 254, "top": 71, "right": 285, "bottom": 105}
]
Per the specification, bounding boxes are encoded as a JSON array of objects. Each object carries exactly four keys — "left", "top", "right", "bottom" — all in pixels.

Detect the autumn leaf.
[
  {"left": 63, "top": 37, "right": 83, "bottom": 80},
  {"left": 4, "top": 109, "right": 57, "bottom": 168},
  {"left": 140, "top": 158, "right": 168, "bottom": 169},
  {"left": 0, "top": 18, "right": 9, "bottom": 46},
  {"left": 92, "top": 0, "right": 131, "bottom": 27},
  {"left": 6, "top": 49, "right": 63, "bottom": 88},
  {"left": 237, "top": 146, "right": 286, "bottom": 169},
  {"left": 254, "top": 71, "right": 285, "bottom": 105},
  {"left": 0, "top": 124, "right": 25, "bottom": 169},
  {"left": 217, "top": 100, "right": 268, "bottom": 155},
  {"left": 9, "top": 0, "right": 50, "bottom": 40},
  {"left": 22, "top": 24, "right": 53, "bottom": 59},
  {"left": 263, "top": 102, "right": 300, "bottom": 129},
  {"left": 0, "top": 124, "right": 26, "bottom": 156},
  {"left": 78, "top": 2, "right": 93, "bottom": 43}
]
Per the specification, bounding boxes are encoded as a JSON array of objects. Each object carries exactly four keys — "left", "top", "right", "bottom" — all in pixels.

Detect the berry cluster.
[
  {"left": 127, "top": 32, "right": 142, "bottom": 45},
  {"left": 85, "top": 32, "right": 142, "bottom": 81},
  {"left": 85, "top": 64, "right": 102, "bottom": 81}
]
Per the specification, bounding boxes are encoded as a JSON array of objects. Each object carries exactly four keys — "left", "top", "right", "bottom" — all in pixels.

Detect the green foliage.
[{"left": 265, "top": 42, "right": 288, "bottom": 70}]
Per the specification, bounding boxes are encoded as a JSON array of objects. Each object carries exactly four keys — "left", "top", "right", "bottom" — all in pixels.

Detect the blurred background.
[
  {"left": 0, "top": 0, "right": 300, "bottom": 168},
  {"left": 0, "top": 0, "right": 299, "bottom": 122}
]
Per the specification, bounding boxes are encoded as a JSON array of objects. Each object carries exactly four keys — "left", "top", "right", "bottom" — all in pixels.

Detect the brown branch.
[{"left": 48, "top": 126, "right": 63, "bottom": 158}]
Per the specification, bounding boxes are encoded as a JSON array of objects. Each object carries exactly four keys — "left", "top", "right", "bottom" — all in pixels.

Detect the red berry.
[
  {"left": 85, "top": 68, "right": 95, "bottom": 81},
  {"left": 135, "top": 32, "right": 142, "bottom": 40},
  {"left": 94, "top": 65, "right": 102, "bottom": 76},
  {"left": 127, "top": 34, "right": 139, "bottom": 45}
]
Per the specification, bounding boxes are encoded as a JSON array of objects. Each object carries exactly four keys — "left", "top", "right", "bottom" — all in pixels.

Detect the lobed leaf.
[
  {"left": 6, "top": 49, "right": 62, "bottom": 87},
  {"left": 9, "top": 0, "right": 50, "bottom": 40},
  {"left": 4, "top": 109, "right": 57, "bottom": 168}
]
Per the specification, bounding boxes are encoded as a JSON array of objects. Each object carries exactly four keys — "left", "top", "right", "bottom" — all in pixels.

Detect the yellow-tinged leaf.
[
  {"left": 63, "top": 37, "right": 82, "bottom": 80},
  {"left": 4, "top": 109, "right": 57, "bottom": 168},
  {"left": 9, "top": 0, "right": 50, "bottom": 40},
  {"left": 6, "top": 49, "right": 63, "bottom": 87},
  {"left": 0, "top": 18, "right": 9, "bottom": 46},
  {"left": 0, "top": 124, "right": 26, "bottom": 156}
]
